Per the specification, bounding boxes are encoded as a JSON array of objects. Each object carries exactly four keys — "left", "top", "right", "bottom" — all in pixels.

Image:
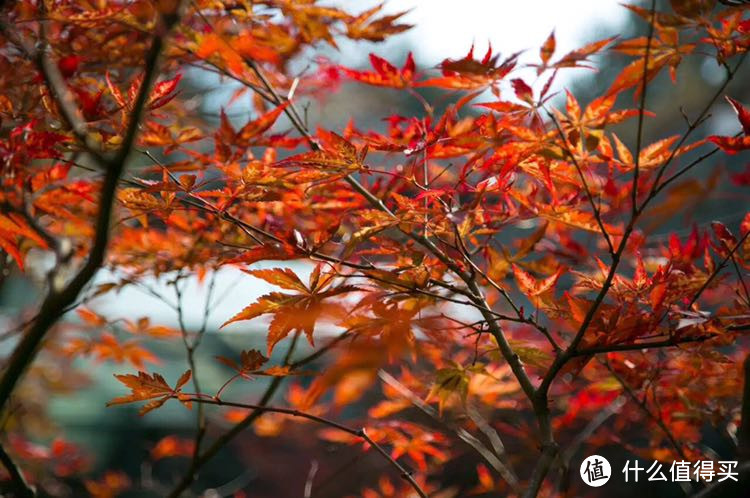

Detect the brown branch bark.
[
  {"left": 631, "top": 0, "right": 657, "bottom": 215},
  {"left": 0, "top": 9, "right": 184, "bottom": 412},
  {"left": 379, "top": 369, "right": 522, "bottom": 493},
  {"left": 604, "top": 361, "right": 689, "bottom": 462},
  {"left": 0, "top": 442, "right": 34, "bottom": 498},
  {"left": 525, "top": 11, "right": 749, "bottom": 494}
]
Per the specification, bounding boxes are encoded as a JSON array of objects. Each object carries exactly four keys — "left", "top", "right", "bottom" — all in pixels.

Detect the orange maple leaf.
[
  {"left": 341, "top": 53, "right": 416, "bottom": 88},
  {"left": 512, "top": 264, "right": 564, "bottom": 298},
  {"left": 222, "top": 266, "right": 358, "bottom": 354},
  {"left": 107, "top": 370, "right": 191, "bottom": 415}
]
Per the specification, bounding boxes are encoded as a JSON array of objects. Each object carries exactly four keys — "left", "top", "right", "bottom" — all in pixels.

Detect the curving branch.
[
  {"left": 0, "top": 8, "right": 185, "bottom": 413},
  {"left": 167, "top": 333, "right": 300, "bottom": 497},
  {"left": 176, "top": 396, "right": 428, "bottom": 498},
  {"left": 525, "top": 6, "right": 750, "bottom": 493},
  {"left": 379, "top": 369, "right": 521, "bottom": 493}
]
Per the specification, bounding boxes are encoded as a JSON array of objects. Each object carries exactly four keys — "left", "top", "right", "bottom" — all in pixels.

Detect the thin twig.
[
  {"left": 172, "top": 272, "right": 208, "bottom": 485},
  {"left": 632, "top": 0, "right": 657, "bottom": 215},
  {"left": 379, "top": 370, "right": 521, "bottom": 493},
  {"left": 167, "top": 332, "right": 302, "bottom": 497},
  {"left": 178, "top": 396, "right": 429, "bottom": 498},
  {"left": 546, "top": 111, "right": 614, "bottom": 255},
  {"left": 603, "top": 361, "right": 690, "bottom": 463}
]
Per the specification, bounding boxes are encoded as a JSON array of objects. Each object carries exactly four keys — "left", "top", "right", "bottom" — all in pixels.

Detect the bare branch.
[
  {"left": 603, "top": 360, "right": 690, "bottom": 463},
  {"left": 176, "top": 391, "right": 429, "bottom": 497},
  {"left": 379, "top": 369, "right": 522, "bottom": 493},
  {"left": 167, "top": 333, "right": 302, "bottom": 497},
  {"left": 631, "top": 0, "right": 657, "bottom": 215},
  {"left": 0, "top": 442, "right": 35, "bottom": 498}
]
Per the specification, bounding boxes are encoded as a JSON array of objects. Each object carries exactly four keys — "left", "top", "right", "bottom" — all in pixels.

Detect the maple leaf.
[
  {"left": 540, "top": 31, "right": 556, "bottom": 67},
  {"left": 511, "top": 78, "right": 534, "bottom": 103},
  {"left": 215, "top": 349, "right": 270, "bottom": 377},
  {"left": 139, "top": 121, "right": 202, "bottom": 152},
  {"left": 708, "top": 134, "right": 750, "bottom": 154},
  {"left": 222, "top": 266, "right": 358, "bottom": 354},
  {"left": 77, "top": 308, "right": 107, "bottom": 326},
  {"left": 340, "top": 53, "right": 416, "bottom": 88},
  {"left": 196, "top": 33, "right": 246, "bottom": 75},
  {"left": 507, "top": 340, "right": 553, "bottom": 369},
  {"left": 64, "top": 332, "right": 160, "bottom": 370},
  {"left": 125, "top": 316, "right": 181, "bottom": 339},
  {"left": 148, "top": 74, "right": 183, "bottom": 110},
  {"left": 106, "top": 72, "right": 181, "bottom": 111},
  {"left": 708, "top": 96, "right": 750, "bottom": 153},
  {"left": 512, "top": 264, "right": 564, "bottom": 299},
  {"left": 57, "top": 54, "right": 83, "bottom": 78},
  {"left": 226, "top": 243, "right": 299, "bottom": 265},
  {"left": 0, "top": 211, "right": 51, "bottom": 269},
  {"left": 107, "top": 370, "right": 191, "bottom": 415},
  {"left": 150, "top": 436, "right": 195, "bottom": 461},
  {"left": 553, "top": 36, "right": 617, "bottom": 70},
  {"left": 725, "top": 96, "right": 750, "bottom": 134},
  {"left": 609, "top": 29, "right": 695, "bottom": 97},
  {"left": 553, "top": 91, "right": 642, "bottom": 151},
  {"left": 417, "top": 44, "right": 518, "bottom": 90},
  {"left": 72, "top": 87, "right": 105, "bottom": 121},
  {"left": 427, "top": 365, "right": 472, "bottom": 414},
  {"left": 84, "top": 471, "right": 130, "bottom": 498},
  {"left": 607, "top": 54, "right": 672, "bottom": 97},
  {"left": 217, "top": 102, "right": 290, "bottom": 146},
  {"left": 669, "top": 0, "right": 714, "bottom": 18},
  {"left": 345, "top": 5, "right": 413, "bottom": 42},
  {"left": 340, "top": 299, "right": 433, "bottom": 358},
  {"left": 276, "top": 128, "right": 368, "bottom": 173}
]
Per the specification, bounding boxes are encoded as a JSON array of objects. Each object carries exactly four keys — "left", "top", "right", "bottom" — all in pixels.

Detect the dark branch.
[
  {"left": 0, "top": 442, "right": 34, "bottom": 498},
  {"left": 178, "top": 396, "right": 428, "bottom": 498},
  {"left": 0, "top": 9, "right": 184, "bottom": 413}
]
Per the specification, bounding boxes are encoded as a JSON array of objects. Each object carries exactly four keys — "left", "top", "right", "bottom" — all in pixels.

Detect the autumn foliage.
[{"left": 3, "top": 0, "right": 750, "bottom": 496}]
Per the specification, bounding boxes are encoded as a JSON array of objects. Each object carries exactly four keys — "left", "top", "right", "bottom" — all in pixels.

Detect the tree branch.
[
  {"left": 0, "top": 8, "right": 184, "bottom": 413},
  {"left": 0, "top": 442, "right": 34, "bottom": 498},
  {"left": 604, "top": 360, "right": 690, "bottom": 462},
  {"left": 546, "top": 111, "right": 614, "bottom": 255},
  {"left": 632, "top": 0, "right": 657, "bottom": 215},
  {"left": 167, "top": 332, "right": 302, "bottom": 497},
  {"left": 177, "top": 396, "right": 428, "bottom": 498},
  {"left": 379, "top": 369, "right": 521, "bottom": 493}
]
